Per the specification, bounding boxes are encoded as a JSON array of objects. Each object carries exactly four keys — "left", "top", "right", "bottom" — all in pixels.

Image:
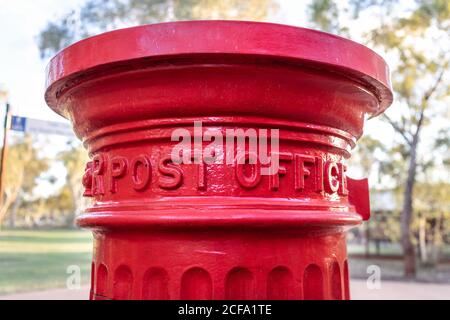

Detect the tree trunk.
[
  {"left": 365, "top": 221, "right": 371, "bottom": 258},
  {"left": 8, "top": 202, "right": 17, "bottom": 228},
  {"left": 8, "top": 190, "right": 23, "bottom": 228},
  {"left": 430, "top": 213, "right": 443, "bottom": 265},
  {"left": 0, "top": 189, "right": 19, "bottom": 229},
  {"left": 419, "top": 214, "right": 427, "bottom": 263},
  {"left": 67, "top": 186, "right": 77, "bottom": 228},
  {"left": 401, "top": 138, "right": 418, "bottom": 278}
]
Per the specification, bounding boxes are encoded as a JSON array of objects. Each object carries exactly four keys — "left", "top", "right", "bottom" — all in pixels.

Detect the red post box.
[{"left": 45, "top": 21, "right": 392, "bottom": 300}]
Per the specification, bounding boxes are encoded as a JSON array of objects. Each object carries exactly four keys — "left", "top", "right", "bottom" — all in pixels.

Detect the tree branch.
[
  {"left": 414, "top": 68, "right": 446, "bottom": 138},
  {"left": 423, "top": 68, "right": 445, "bottom": 103},
  {"left": 382, "top": 114, "right": 413, "bottom": 146}
]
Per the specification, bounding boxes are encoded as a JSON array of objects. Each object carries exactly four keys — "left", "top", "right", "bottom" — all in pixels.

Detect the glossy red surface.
[{"left": 45, "top": 21, "right": 393, "bottom": 300}]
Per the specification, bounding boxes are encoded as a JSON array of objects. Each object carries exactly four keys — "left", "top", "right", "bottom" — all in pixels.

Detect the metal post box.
[{"left": 45, "top": 21, "right": 393, "bottom": 300}]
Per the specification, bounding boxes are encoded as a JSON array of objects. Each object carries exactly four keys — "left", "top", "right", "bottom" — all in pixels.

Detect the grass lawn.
[
  {"left": 0, "top": 229, "right": 93, "bottom": 295},
  {"left": 1, "top": 230, "right": 449, "bottom": 295},
  {"left": 348, "top": 243, "right": 450, "bottom": 283}
]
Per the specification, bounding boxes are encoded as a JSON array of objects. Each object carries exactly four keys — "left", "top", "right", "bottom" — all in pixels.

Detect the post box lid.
[{"left": 45, "top": 20, "right": 393, "bottom": 115}]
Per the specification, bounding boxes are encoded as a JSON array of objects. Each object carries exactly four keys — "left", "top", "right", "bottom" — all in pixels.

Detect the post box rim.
[{"left": 45, "top": 20, "right": 393, "bottom": 116}]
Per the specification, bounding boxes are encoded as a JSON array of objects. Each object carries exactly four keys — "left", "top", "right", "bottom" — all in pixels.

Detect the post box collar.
[{"left": 45, "top": 20, "right": 393, "bottom": 116}]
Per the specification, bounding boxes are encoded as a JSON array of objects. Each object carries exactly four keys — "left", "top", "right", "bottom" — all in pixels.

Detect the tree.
[
  {"left": 57, "top": 143, "right": 90, "bottom": 226},
  {"left": 38, "top": 0, "right": 278, "bottom": 58},
  {"left": 348, "top": 136, "right": 386, "bottom": 256},
  {"left": 36, "top": 0, "right": 278, "bottom": 225},
  {"left": 0, "top": 136, "right": 49, "bottom": 227},
  {"left": 309, "top": 0, "right": 450, "bottom": 277}
]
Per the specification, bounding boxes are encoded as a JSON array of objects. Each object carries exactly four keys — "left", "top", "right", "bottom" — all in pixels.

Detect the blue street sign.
[
  {"left": 11, "top": 116, "right": 26, "bottom": 132},
  {"left": 10, "top": 115, "right": 74, "bottom": 137}
]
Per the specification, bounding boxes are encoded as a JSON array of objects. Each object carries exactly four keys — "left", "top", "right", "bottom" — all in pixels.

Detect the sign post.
[
  {"left": 10, "top": 115, "right": 75, "bottom": 137},
  {"left": 0, "top": 114, "right": 75, "bottom": 226},
  {"left": 0, "top": 102, "right": 11, "bottom": 218}
]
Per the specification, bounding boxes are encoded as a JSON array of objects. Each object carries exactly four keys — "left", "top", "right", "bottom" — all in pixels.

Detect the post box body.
[{"left": 45, "top": 21, "right": 392, "bottom": 300}]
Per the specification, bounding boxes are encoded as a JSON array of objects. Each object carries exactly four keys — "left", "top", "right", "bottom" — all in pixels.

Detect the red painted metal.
[{"left": 45, "top": 21, "right": 393, "bottom": 300}]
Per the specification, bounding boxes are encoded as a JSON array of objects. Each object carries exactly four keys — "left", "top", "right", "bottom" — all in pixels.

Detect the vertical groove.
[
  {"left": 96, "top": 263, "right": 108, "bottom": 298},
  {"left": 180, "top": 267, "right": 212, "bottom": 300},
  {"left": 113, "top": 265, "right": 133, "bottom": 300},
  {"left": 303, "top": 264, "right": 324, "bottom": 300},
  {"left": 142, "top": 267, "right": 170, "bottom": 300},
  {"left": 267, "top": 266, "right": 295, "bottom": 300},
  {"left": 343, "top": 260, "right": 350, "bottom": 300},
  {"left": 225, "top": 267, "right": 255, "bottom": 300},
  {"left": 90, "top": 262, "right": 95, "bottom": 300},
  {"left": 330, "top": 261, "right": 342, "bottom": 300}
]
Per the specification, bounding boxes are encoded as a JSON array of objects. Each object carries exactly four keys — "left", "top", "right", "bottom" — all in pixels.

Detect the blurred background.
[{"left": 0, "top": 0, "right": 449, "bottom": 299}]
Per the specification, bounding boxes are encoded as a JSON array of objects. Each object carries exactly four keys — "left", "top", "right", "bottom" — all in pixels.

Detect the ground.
[
  {"left": 3, "top": 280, "right": 450, "bottom": 300},
  {"left": 0, "top": 229, "right": 92, "bottom": 294},
  {"left": 1, "top": 229, "right": 449, "bottom": 299}
]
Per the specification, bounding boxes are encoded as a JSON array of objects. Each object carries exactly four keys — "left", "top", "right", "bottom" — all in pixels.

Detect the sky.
[
  {"left": 0, "top": 0, "right": 447, "bottom": 197},
  {"left": 0, "top": 0, "right": 308, "bottom": 122},
  {"left": 0, "top": 0, "right": 315, "bottom": 196},
  {"left": 0, "top": 0, "right": 86, "bottom": 121},
  {"left": 0, "top": 0, "right": 88, "bottom": 196}
]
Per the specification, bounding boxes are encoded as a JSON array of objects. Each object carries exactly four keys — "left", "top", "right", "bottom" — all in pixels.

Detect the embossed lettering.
[
  {"left": 92, "top": 154, "right": 106, "bottom": 196},
  {"left": 82, "top": 161, "right": 93, "bottom": 197},
  {"left": 338, "top": 163, "right": 348, "bottom": 196},
  {"left": 315, "top": 157, "right": 324, "bottom": 193},
  {"left": 110, "top": 156, "right": 128, "bottom": 193},
  {"left": 294, "top": 154, "right": 315, "bottom": 191},
  {"left": 83, "top": 151, "right": 349, "bottom": 197},
  {"left": 158, "top": 156, "right": 183, "bottom": 190},
  {"left": 235, "top": 152, "right": 261, "bottom": 189},
  {"left": 190, "top": 154, "right": 207, "bottom": 191},
  {"left": 269, "top": 152, "right": 292, "bottom": 191},
  {"left": 196, "top": 161, "right": 207, "bottom": 191},
  {"left": 203, "top": 130, "right": 223, "bottom": 165},
  {"left": 325, "top": 161, "right": 340, "bottom": 193},
  {"left": 131, "top": 155, "right": 151, "bottom": 191}
]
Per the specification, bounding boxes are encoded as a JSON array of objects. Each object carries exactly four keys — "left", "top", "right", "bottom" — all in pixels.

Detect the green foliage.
[
  {"left": 309, "top": 0, "right": 449, "bottom": 184},
  {"left": 367, "top": 209, "right": 402, "bottom": 243},
  {"left": 54, "top": 144, "right": 89, "bottom": 226},
  {"left": 307, "top": 0, "right": 340, "bottom": 33},
  {"left": 5, "top": 137, "right": 48, "bottom": 194},
  {"left": 348, "top": 136, "right": 386, "bottom": 177},
  {"left": 0, "top": 136, "right": 49, "bottom": 225},
  {"left": 38, "top": 0, "right": 278, "bottom": 58},
  {"left": 24, "top": 186, "right": 77, "bottom": 227},
  {"left": 309, "top": 0, "right": 450, "bottom": 275},
  {"left": 435, "top": 128, "right": 450, "bottom": 168},
  {"left": 1, "top": 139, "right": 89, "bottom": 228}
]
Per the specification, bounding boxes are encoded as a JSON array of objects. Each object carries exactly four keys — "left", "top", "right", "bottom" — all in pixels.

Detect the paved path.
[
  {"left": 350, "top": 279, "right": 450, "bottom": 300},
  {"left": 1, "top": 280, "right": 449, "bottom": 300},
  {"left": 1, "top": 286, "right": 90, "bottom": 300}
]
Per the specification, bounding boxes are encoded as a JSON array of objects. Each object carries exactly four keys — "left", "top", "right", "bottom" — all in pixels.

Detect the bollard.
[{"left": 45, "top": 21, "right": 393, "bottom": 300}]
